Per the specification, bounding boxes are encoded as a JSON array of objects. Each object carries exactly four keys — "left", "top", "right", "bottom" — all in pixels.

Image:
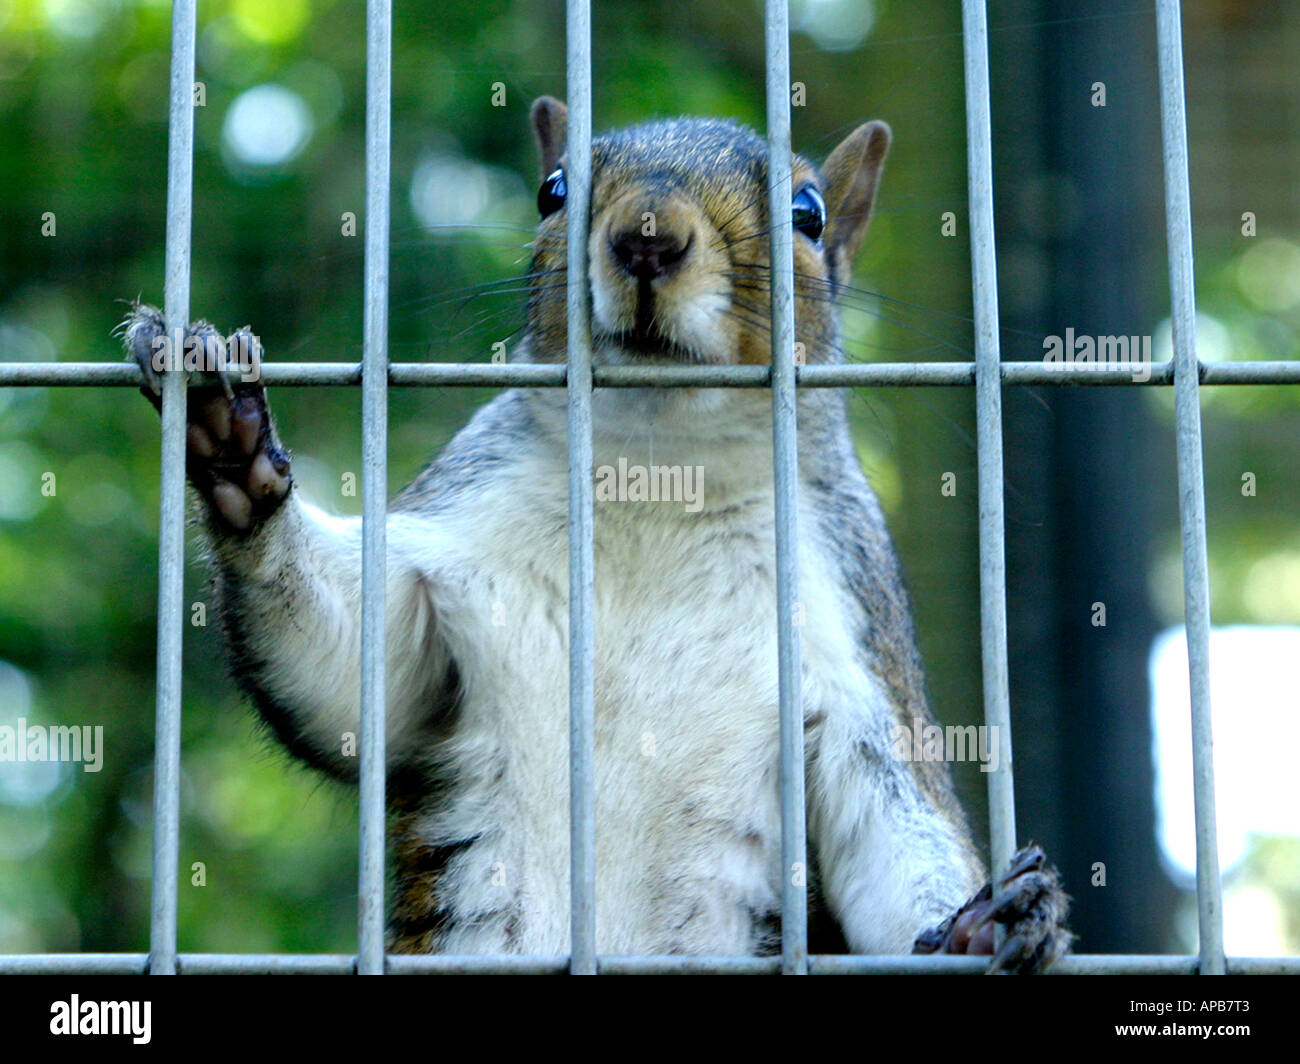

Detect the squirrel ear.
[
  {"left": 531, "top": 96, "right": 568, "bottom": 179},
  {"left": 820, "top": 120, "right": 891, "bottom": 281}
]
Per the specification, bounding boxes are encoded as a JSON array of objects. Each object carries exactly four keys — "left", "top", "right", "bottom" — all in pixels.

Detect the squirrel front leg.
[
  {"left": 124, "top": 304, "right": 452, "bottom": 779},
  {"left": 808, "top": 704, "right": 1071, "bottom": 973},
  {"left": 807, "top": 708, "right": 986, "bottom": 955}
]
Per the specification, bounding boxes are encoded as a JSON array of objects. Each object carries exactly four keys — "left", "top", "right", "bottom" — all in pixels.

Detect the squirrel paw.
[
  {"left": 122, "top": 303, "right": 292, "bottom": 535},
  {"left": 912, "top": 844, "right": 1072, "bottom": 974}
]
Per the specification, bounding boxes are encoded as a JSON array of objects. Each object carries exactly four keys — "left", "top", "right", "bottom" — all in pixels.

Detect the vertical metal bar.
[
  {"left": 1154, "top": 0, "right": 1225, "bottom": 976},
  {"left": 765, "top": 0, "right": 807, "bottom": 976},
  {"left": 960, "top": 0, "right": 1017, "bottom": 877},
  {"left": 565, "top": 0, "right": 597, "bottom": 976},
  {"left": 149, "top": 0, "right": 197, "bottom": 977},
  {"left": 357, "top": 0, "right": 392, "bottom": 976}
]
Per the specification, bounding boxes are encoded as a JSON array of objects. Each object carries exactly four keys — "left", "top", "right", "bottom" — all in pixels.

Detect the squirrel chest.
[{"left": 390, "top": 406, "right": 876, "bottom": 954}]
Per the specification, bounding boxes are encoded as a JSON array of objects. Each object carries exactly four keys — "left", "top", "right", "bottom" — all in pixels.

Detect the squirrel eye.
[
  {"left": 792, "top": 184, "right": 826, "bottom": 242},
  {"left": 538, "top": 168, "right": 567, "bottom": 218}
]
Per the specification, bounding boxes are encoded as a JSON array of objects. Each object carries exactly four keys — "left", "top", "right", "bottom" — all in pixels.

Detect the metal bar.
[
  {"left": 0, "top": 955, "right": 152, "bottom": 975},
  {"left": 4, "top": 952, "right": 1296, "bottom": 975},
  {"left": 394, "top": 364, "right": 564, "bottom": 386},
  {"left": 565, "top": 0, "right": 597, "bottom": 977},
  {"left": 600, "top": 956, "right": 782, "bottom": 975},
  {"left": 961, "top": 0, "right": 1017, "bottom": 881},
  {"left": 179, "top": 954, "right": 357, "bottom": 975},
  {"left": 595, "top": 365, "right": 769, "bottom": 387},
  {"left": 815, "top": 955, "right": 1300, "bottom": 976},
  {"left": 357, "top": 0, "right": 393, "bottom": 977},
  {"left": 10, "top": 360, "right": 1300, "bottom": 389},
  {"left": 1155, "top": 0, "right": 1225, "bottom": 977},
  {"left": 148, "top": 0, "right": 198, "bottom": 979},
  {"left": 813, "top": 955, "right": 1180, "bottom": 975},
  {"left": 765, "top": 0, "right": 807, "bottom": 977},
  {"left": 811, "top": 954, "right": 997, "bottom": 975},
  {"left": 387, "top": 955, "right": 570, "bottom": 975},
  {"left": 1200, "top": 361, "right": 1300, "bottom": 384},
  {"left": 1225, "top": 958, "right": 1300, "bottom": 975}
]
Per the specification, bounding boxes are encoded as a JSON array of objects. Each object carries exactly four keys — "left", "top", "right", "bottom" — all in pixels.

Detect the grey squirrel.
[{"left": 123, "top": 97, "right": 1070, "bottom": 970}]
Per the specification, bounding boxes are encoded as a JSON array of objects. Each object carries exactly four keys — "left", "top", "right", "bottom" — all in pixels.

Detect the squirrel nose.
[{"left": 609, "top": 228, "right": 692, "bottom": 281}]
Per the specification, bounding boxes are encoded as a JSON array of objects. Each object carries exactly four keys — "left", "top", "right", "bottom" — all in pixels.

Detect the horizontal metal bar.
[
  {"left": 813, "top": 954, "right": 992, "bottom": 974},
  {"left": 2, "top": 953, "right": 1297, "bottom": 975},
  {"left": 1199, "top": 361, "right": 1300, "bottom": 384},
  {"left": 180, "top": 954, "right": 357, "bottom": 975},
  {"left": 387, "top": 954, "right": 570, "bottom": 975},
  {"left": 805, "top": 363, "right": 966, "bottom": 386},
  {"left": 600, "top": 956, "right": 781, "bottom": 975},
  {"left": 818, "top": 956, "right": 1197, "bottom": 975},
  {"left": 816, "top": 955, "right": 1300, "bottom": 975},
  {"left": 4, "top": 360, "right": 1299, "bottom": 389},
  {"left": 598, "top": 364, "right": 770, "bottom": 387},
  {"left": 1224, "top": 957, "right": 1300, "bottom": 975},
  {"left": 0, "top": 954, "right": 152, "bottom": 975},
  {"left": 393, "top": 363, "right": 565, "bottom": 386},
  {"left": 811, "top": 955, "right": 1200, "bottom": 975}
]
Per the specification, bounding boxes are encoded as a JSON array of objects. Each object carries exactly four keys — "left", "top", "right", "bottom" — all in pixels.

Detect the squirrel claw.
[
  {"left": 121, "top": 303, "right": 292, "bottom": 536},
  {"left": 998, "top": 844, "right": 1046, "bottom": 885},
  {"left": 123, "top": 301, "right": 165, "bottom": 402},
  {"left": 912, "top": 844, "right": 1072, "bottom": 974}
]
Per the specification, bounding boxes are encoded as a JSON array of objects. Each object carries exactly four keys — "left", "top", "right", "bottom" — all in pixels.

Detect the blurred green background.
[{"left": 1, "top": 0, "right": 1296, "bottom": 959}]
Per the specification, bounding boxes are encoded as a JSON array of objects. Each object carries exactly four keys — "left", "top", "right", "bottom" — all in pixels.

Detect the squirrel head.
[{"left": 523, "top": 96, "right": 890, "bottom": 371}]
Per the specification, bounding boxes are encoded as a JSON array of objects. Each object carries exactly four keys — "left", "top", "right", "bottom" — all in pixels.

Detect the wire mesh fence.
[{"left": 1, "top": 0, "right": 1296, "bottom": 975}]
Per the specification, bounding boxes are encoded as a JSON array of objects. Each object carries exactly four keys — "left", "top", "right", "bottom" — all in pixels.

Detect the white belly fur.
[{"left": 397, "top": 410, "right": 887, "bottom": 954}]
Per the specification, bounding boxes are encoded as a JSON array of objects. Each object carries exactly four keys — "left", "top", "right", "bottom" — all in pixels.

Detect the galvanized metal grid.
[{"left": 2, "top": 0, "right": 1298, "bottom": 976}]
